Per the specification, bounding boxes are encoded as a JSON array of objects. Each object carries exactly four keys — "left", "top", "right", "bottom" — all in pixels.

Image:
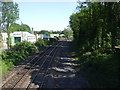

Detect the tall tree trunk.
[{"left": 6, "top": 23, "right": 11, "bottom": 49}]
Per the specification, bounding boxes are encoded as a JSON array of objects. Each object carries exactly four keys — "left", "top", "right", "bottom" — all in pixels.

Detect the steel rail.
[
  {"left": 11, "top": 42, "right": 61, "bottom": 89},
  {"left": 40, "top": 42, "right": 63, "bottom": 88},
  {"left": 1, "top": 42, "right": 58, "bottom": 89},
  {"left": 26, "top": 42, "right": 62, "bottom": 89},
  {"left": 1, "top": 46, "right": 51, "bottom": 89}
]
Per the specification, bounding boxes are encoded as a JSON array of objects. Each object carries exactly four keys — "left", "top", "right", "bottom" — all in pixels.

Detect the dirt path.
[{"left": 42, "top": 41, "right": 89, "bottom": 88}]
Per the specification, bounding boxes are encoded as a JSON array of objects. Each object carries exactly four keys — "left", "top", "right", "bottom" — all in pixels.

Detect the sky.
[{"left": 15, "top": 2, "right": 78, "bottom": 31}]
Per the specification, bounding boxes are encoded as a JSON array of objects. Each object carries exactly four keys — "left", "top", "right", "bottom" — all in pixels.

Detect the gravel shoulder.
[{"left": 42, "top": 41, "right": 89, "bottom": 88}]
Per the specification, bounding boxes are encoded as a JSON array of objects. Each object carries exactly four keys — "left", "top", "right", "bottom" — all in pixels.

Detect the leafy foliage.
[
  {"left": 34, "top": 30, "right": 63, "bottom": 35},
  {"left": 1, "top": 41, "right": 38, "bottom": 65},
  {"left": 34, "top": 30, "right": 51, "bottom": 36},
  {"left": 9, "top": 23, "right": 21, "bottom": 32},
  {"left": 70, "top": 2, "right": 120, "bottom": 88},
  {"left": 70, "top": 2, "right": 120, "bottom": 54},
  {"left": 35, "top": 38, "right": 49, "bottom": 51},
  {"left": 63, "top": 28, "right": 73, "bottom": 39},
  {"left": 1, "top": 37, "right": 58, "bottom": 75},
  {"left": 20, "top": 24, "right": 31, "bottom": 32},
  {"left": 2, "top": 2, "right": 19, "bottom": 48},
  {"left": 8, "top": 23, "right": 31, "bottom": 32}
]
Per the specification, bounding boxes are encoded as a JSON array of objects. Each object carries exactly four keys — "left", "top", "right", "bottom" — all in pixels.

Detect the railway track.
[
  {"left": 1, "top": 44, "right": 52, "bottom": 87},
  {"left": 1, "top": 41, "right": 62, "bottom": 89},
  {"left": 26, "top": 42, "right": 62, "bottom": 89}
]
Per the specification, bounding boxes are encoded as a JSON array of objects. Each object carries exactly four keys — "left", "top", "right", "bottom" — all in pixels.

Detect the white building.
[
  {"left": 11, "top": 31, "right": 36, "bottom": 44},
  {"left": 1, "top": 31, "right": 37, "bottom": 48},
  {"left": 35, "top": 34, "right": 43, "bottom": 40},
  {"left": 59, "top": 34, "right": 65, "bottom": 37},
  {"left": 50, "top": 34, "right": 60, "bottom": 38}
]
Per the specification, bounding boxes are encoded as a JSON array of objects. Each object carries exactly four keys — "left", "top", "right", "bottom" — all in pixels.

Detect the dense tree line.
[
  {"left": 34, "top": 30, "right": 52, "bottom": 35},
  {"left": 70, "top": 2, "right": 120, "bottom": 54},
  {"left": 34, "top": 29, "right": 73, "bottom": 39},
  {"left": 69, "top": 2, "right": 120, "bottom": 87},
  {"left": 34, "top": 30, "right": 62, "bottom": 35}
]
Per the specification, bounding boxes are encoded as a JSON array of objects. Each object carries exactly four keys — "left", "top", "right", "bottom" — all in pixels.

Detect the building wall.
[
  {"left": 35, "top": 34, "right": 43, "bottom": 40},
  {"left": 50, "top": 34, "right": 59, "bottom": 38},
  {"left": 1, "top": 33, "right": 8, "bottom": 49},
  {"left": 1, "top": 31, "right": 37, "bottom": 49}
]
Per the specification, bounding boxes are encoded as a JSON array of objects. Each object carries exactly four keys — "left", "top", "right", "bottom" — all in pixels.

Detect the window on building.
[{"left": 14, "top": 37, "right": 21, "bottom": 43}]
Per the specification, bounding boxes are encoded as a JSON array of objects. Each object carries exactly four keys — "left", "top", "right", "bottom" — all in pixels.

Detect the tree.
[
  {"left": 63, "top": 28, "right": 73, "bottom": 39},
  {"left": 50, "top": 30, "right": 62, "bottom": 34},
  {"left": 9, "top": 23, "right": 21, "bottom": 32},
  {"left": 69, "top": 2, "right": 120, "bottom": 54},
  {"left": 35, "top": 30, "right": 51, "bottom": 36},
  {"left": 9, "top": 23, "right": 31, "bottom": 32},
  {"left": 2, "top": 2, "right": 19, "bottom": 49},
  {"left": 20, "top": 23, "right": 31, "bottom": 32},
  {"left": 0, "top": 2, "right": 2, "bottom": 47}
]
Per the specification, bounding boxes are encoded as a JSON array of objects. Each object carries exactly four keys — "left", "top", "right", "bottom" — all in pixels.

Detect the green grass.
[
  {"left": 0, "top": 60, "right": 2, "bottom": 77},
  {"left": 0, "top": 60, "right": 14, "bottom": 77}
]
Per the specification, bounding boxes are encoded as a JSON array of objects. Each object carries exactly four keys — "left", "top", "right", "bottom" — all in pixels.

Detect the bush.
[
  {"left": 1, "top": 38, "right": 58, "bottom": 76},
  {"left": 72, "top": 40, "right": 119, "bottom": 88},
  {"left": 1, "top": 41, "right": 38, "bottom": 75},
  {"left": 49, "top": 38, "right": 57, "bottom": 44},
  {"left": 14, "top": 41, "right": 38, "bottom": 54},
  {"left": 35, "top": 38, "right": 49, "bottom": 51},
  {"left": 79, "top": 53, "right": 119, "bottom": 88}
]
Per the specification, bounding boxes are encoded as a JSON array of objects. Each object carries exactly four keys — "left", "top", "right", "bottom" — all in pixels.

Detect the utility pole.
[{"left": 31, "top": 27, "right": 34, "bottom": 34}]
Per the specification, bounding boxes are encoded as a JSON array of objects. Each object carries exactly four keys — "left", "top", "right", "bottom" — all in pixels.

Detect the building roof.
[{"left": 2, "top": 31, "right": 35, "bottom": 36}]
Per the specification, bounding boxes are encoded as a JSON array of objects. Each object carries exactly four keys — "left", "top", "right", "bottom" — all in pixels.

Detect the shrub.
[
  {"left": 35, "top": 38, "right": 49, "bottom": 51},
  {"left": 1, "top": 41, "right": 38, "bottom": 69}
]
